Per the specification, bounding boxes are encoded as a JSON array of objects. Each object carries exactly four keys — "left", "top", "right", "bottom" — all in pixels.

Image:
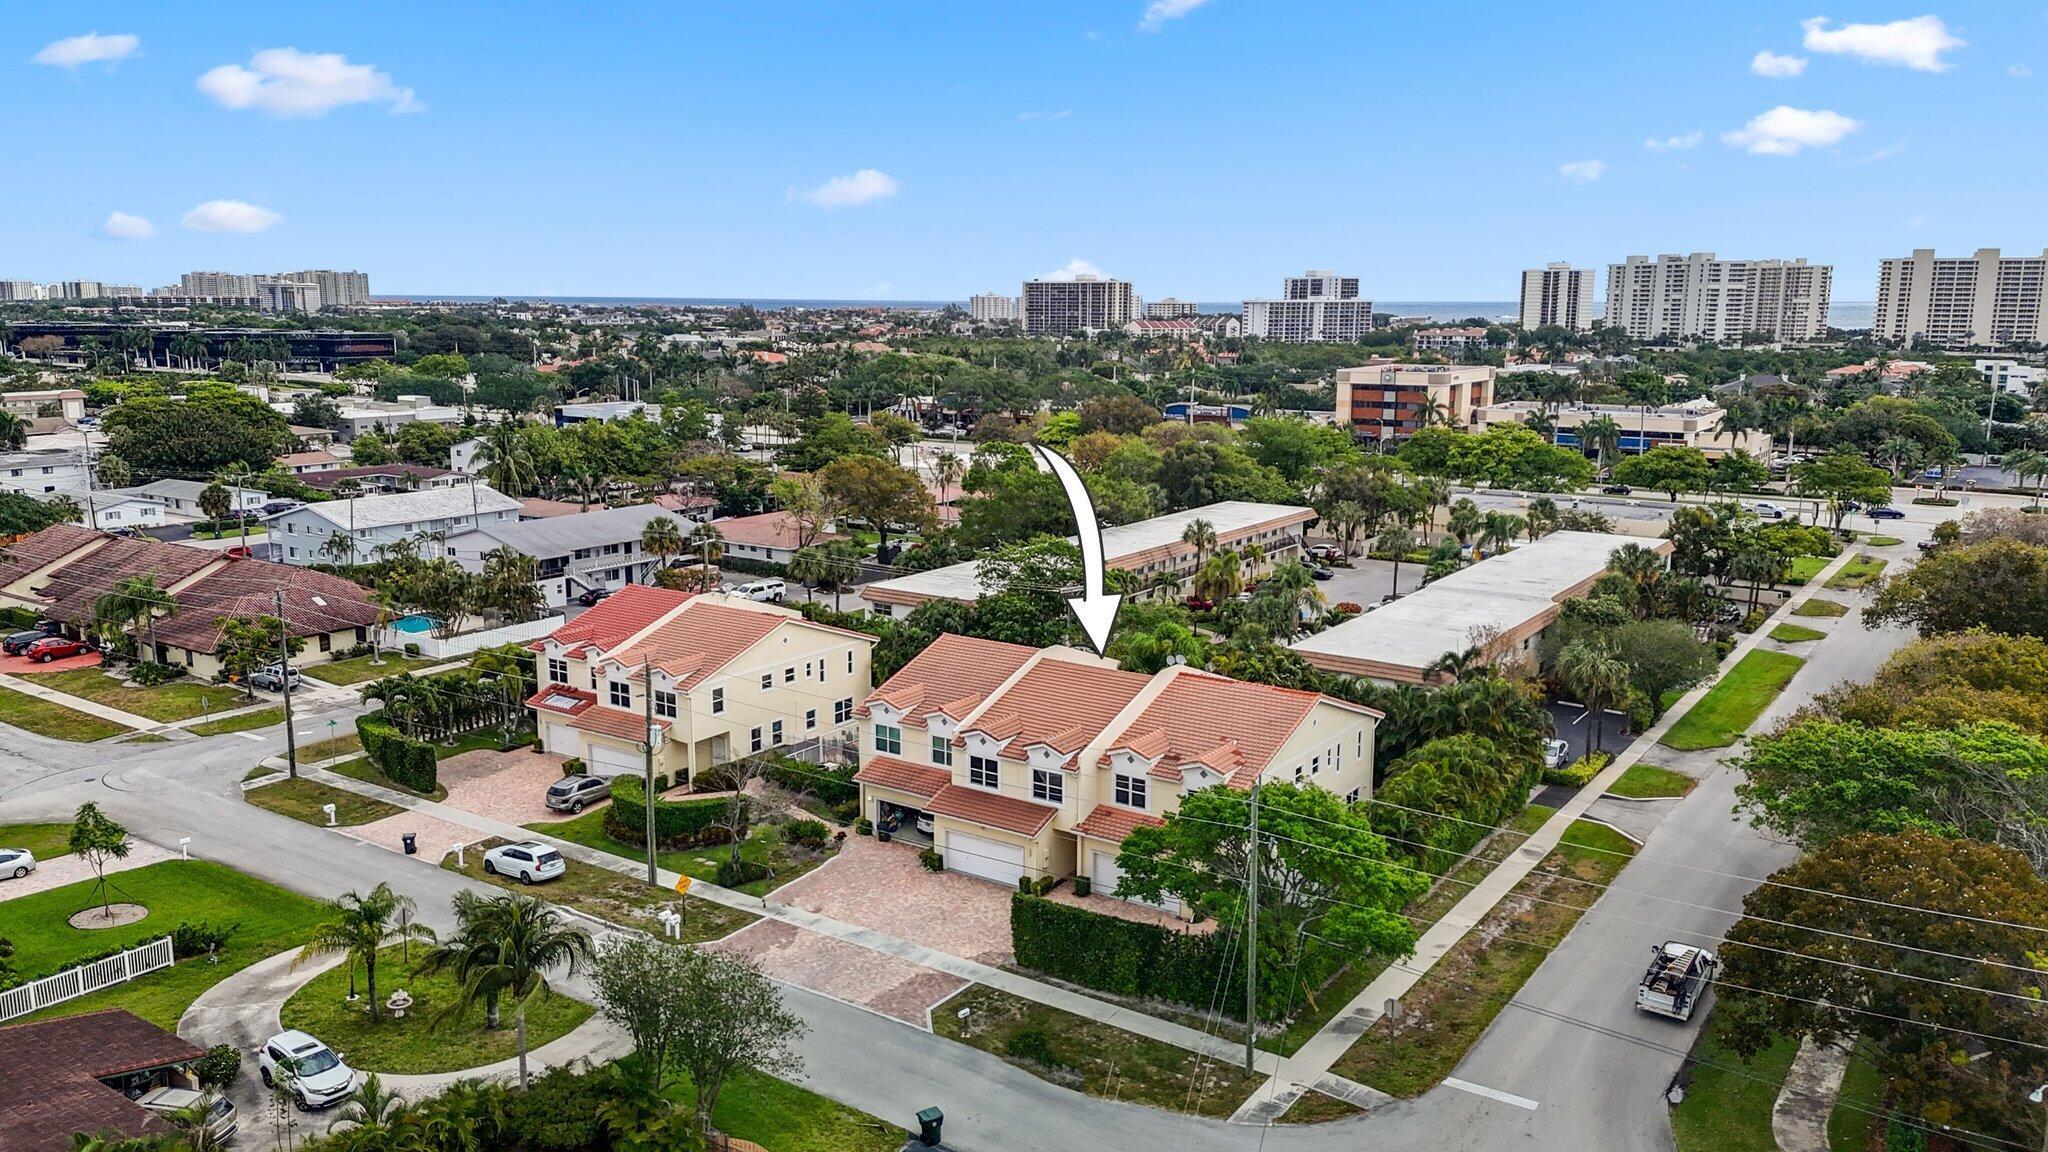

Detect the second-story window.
[
  {"left": 875, "top": 724, "right": 901, "bottom": 755},
  {"left": 931, "top": 735, "right": 953, "bottom": 766},
  {"left": 608, "top": 680, "right": 631, "bottom": 709},
  {"left": 1114, "top": 773, "right": 1147, "bottom": 809},
  {"left": 654, "top": 689, "right": 677, "bottom": 719},
  {"left": 711, "top": 687, "right": 725, "bottom": 714},
  {"left": 1031, "top": 768, "right": 1063, "bottom": 804},
  {"left": 547, "top": 657, "right": 568, "bottom": 684},
  {"left": 969, "top": 755, "right": 999, "bottom": 789},
  {"left": 760, "top": 672, "right": 773, "bottom": 691}
]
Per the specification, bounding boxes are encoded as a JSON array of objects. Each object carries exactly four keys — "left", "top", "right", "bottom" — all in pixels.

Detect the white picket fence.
[{"left": 0, "top": 937, "right": 174, "bottom": 1023}]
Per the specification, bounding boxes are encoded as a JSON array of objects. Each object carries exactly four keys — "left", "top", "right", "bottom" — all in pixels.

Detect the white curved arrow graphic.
[{"left": 1033, "top": 444, "right": 1122, "bottom": 655}]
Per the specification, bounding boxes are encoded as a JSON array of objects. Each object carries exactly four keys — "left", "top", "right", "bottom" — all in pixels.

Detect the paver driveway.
[
  {"left": 713, "top": 919, "right": 968, "bottom": 1027},
  {"left": 439, "top": 747, "right": 586, "bottom": 824},
  {"left": 769, "top": 831, "right": 1016, "bottom": 963}
]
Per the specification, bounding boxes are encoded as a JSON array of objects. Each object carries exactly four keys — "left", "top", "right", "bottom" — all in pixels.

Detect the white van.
[{"left": 734, "top": 579, "right": 786, "bottom": 603}]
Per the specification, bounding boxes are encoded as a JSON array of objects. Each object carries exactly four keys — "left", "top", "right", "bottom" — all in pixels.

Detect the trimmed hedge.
[
  {"left": 356, "top": 713, "right": 438, "bottom": 794},
  {"left": 1543, "top": 750, "right": 1609, "bottom": 789},
  {"left": 765, "top": 756, "right": 857, "bottom": 804},
  {"left": 604, "top": 774, "right": 745, "bottom": 849}
]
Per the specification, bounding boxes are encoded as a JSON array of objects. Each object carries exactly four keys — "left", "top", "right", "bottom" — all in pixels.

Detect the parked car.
[
  {"left": 1867, "top": 506, "right": 1906, "bottom": 520},
  {"left": 1601, "top": 484, "right": 1632, "bottom": 495},
  {"left": 545, "top": 774, "right": 611, "bottom": 813},
  {"left": 1752, "top": 501, "right": 1786, "bottom": 519},
  {"left": 1309, "top": 543, "right": 1343, "bottom": 562},
  {"left": 0, "top": 847, "right": 36, "bottom": 879},
  {"left": 137, "top": 1088, "right": 237, "bottom": 1144},
  {"left": 258, "top": 1031, "right": 356, "bottom": 1111},
  {"left": 483, "top": 842, "right": 567, "bottom": 884},
  {"left": 734, "top": 579, "right": 787, "bottom": 603},
  {"left": 250, "top": 664, "right": 302, "bottom": 692},
  {"left": 223, "top": 545, "right": 256, "bottom": 559},
  {"left": 1916, "top": 539, "right": 1938, "bottom": 553},
  {"left": 260, "top": 500, "right": 300, "bottom": 516},
  {"left": 1543, "top": 739, "right": 1570, "bottom": 770},
  {"left": 2, "top": 628, "right": 54, "bottom": 655},
  {"left": 576, "top": 587, "right": 615, "bottom": 607},
  {"left": 24, "top": 636, "right": 90, "bottom": 663},
  {"left": 1311, "top": 566, "right": 1335, "bottom": 580}
]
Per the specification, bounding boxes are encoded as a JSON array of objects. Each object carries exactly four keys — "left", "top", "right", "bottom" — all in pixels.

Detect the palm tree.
[
  {"left": 1876, "top": 435, "right": 1920, "bottom": 479},
  {"left": 639, "top": 514, "right": 685, "bottom": 579},
  {"left": 1730, "top": 546, "right": 1785, "bottom": 613},
  {"left": 1478, "top": 511, "right": 1525, "bottom": 556},
  {"left": 0, "top": 411, "right": 27, "bottom": 452},
  {"left": 1446, "top": 498, "right": 1485, "bottom": 548},
  {"left": 295, "top": 883, "right": 432, "bottom": 1021},
  {"left": 471, "top": 421, "right": 538, "bottom": 496},
  {"left": 1579, "top": 414, "right": 1623, "bottom": 474},
  {"left": 1526, "top": 496, "right": 1560, "bottom": 539},
  {"left": 1607, "top": 542, "right": 1667, "bottom": 617},
  {"left": 321, "top": 531, "right": 356, "bottom": 567},
  {"left": 413, "top": 891, "right": 594, "bottom": 1089},
  {"left": 93, "top": 573, "right": 175, "bottom": 662},
  {"left": 215, "top": 462, "right": 256, "bottom": 549},
  {"left": 2003, "top": 447, "right": 2048, "bottom": 509},
  {"left": 1180, "top": 517, "right": 1217, "bottom": 564},
  {"left": 1423, "top": 643, "right": 1490, "bottom": 683},
  {"left": 933, "top": 450, "right": 964, "bottom": 506},
  {"left": 1259, "top": 560, "right": 1325, "bottom": 626},
  {"left": 1556, "top": 638, "right": 1630, "bottom": 754},
  {"left": 1190, "top": 551, "right": 1243, "bottom": 605},
  {"left": 327, "top": 1072, "right": 413, "bottom": 1134},
  {"left": 1379, "top": 526, "right": 1416, "bottom": 596}
]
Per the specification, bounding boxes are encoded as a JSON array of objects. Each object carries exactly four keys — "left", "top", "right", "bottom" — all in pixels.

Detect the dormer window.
[
  {"left": 547, "top": 658, "right": 568, "bottom": 684},
  {"left": 1114, "top": 773, "right": 1147, "bottom": 809},
  {"left": 969, "top": 755, "right": 999, "bottom": 789},
  {"left": 1032, "top": 769, "right": 1063, "bottom": 804}
]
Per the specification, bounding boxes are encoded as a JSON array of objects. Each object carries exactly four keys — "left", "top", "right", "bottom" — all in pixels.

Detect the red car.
[
  {"left": 23, "top": 636, "right": 90, "bottom": 663},
  {"left": 223, "top": 545, "right": 256, "bottom": 559}
]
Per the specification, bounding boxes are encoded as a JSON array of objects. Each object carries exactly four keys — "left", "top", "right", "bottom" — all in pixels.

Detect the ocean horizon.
[{"left": 380, "top": 294, "right": 1877, "bottom": 329}]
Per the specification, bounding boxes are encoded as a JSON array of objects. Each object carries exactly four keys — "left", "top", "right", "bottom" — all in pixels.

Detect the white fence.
[
  {"left": 378, "top": 616, "right": 557, "bottom": 661},
  {"left": 0, "top": 937, "right": 175, "bottom": 1023}
]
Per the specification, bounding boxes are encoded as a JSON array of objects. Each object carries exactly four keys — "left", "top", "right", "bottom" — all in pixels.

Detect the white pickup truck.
[{"left": 1637, "top": 941, "right": 1717, "bottom": 1021}]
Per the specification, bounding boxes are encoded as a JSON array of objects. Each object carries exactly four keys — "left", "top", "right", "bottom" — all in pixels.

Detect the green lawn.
[
  {"left": 0, "top": 820, "right": 74, "bottom": 860},
  {"left": 1792, "top": 597, "right": 1850, "bottom": 618},
  {"left": 7, "top": 860, "right": 331, "bottom": 1029},
  {"left": 1606, "top": 763, "right": 1697, "bottom": 799},
  {"left": 1785, "top": 555, "right": 1830, "bottom": 585},
  {"left": 1863, "top": 536, "right": 1903, "bottom": 547},
  {"left": 1827, "top": 1040, "right": 1888, "bottom": 1152},
  {"left": 329, "top": 755, "right": 447, "bottom": 801},
  {"left": 304, "top": 653, "right": 439, "bottom": 686},
  {"left": 18, "top": 666, "right": 241, "bottom": 722},
  {"left": 295, "top": 732, "right": 363, "bottom": 762},
  {"left": 0, "top": 684, "right": 128, "bottom": 742},
  {"left": 1671, "top": 1029, "right": 1800, "bottom": 1152},
  {"left": 532, "top": 807, "right": 838, "bottom": 897},
  {"left": 1768, "top": 623, "right": 1828, "bottom": 643},
  {"left": 1824, "top": 554, "right": 1888, "bottom": 590},
  {"left": 443, "top": 837, "right": 757, "bottom": 943},
  {"left": 1331, "top": 820, "right": 1637, "bottom": 1096},
  {"left": 1660, "top": 650, "right": 1806, "bottom": 751},
  {"left": 933, "top": 984, "right": 1267, "bottom": 1117},
  {"left": 185, "top": 706, "right": 284, "bottom": 736},
  {"left": 244, "top": 776, "right": 404, "bottom": 827},
  {"left": 280, "top": 944, "right": 592, "bottom": 1075},
  {"left": 669, "top": 1069, "right": 904, "bottom": 1152}
]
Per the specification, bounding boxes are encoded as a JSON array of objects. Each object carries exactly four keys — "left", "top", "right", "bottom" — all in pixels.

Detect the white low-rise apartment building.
[
  {"left": 1876, "top": 249, "right": 2048, "bottom": 349},
  {"left": 271, "top": 484, "right": 522, "bottom": 565},
  {"left": 0, "top": 449, "right": 89, "bottom": 496},
  {"left": 1605, "top": 253, "right": 1832, "bottom": 343},
  {"left": 1471, "top": 397, "right": 1772, "bottom": 459},
  {"left": 1412, "top": 326, "right": 1490, "bottom": 354},
  {"left": 109, "top": 479, "right": 270, "bottom": 518},
  {"left": 443, "top": 503, "right": 690, "bottom": 607},
  {"left": 1520, "top": 263, "right": 1597, "bottom": 331},
  {"left": 1978, "top": 358, "right": 2046, "bottom": 398}
]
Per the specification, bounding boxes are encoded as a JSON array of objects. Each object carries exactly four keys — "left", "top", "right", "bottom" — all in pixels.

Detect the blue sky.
[{"left": 6, "top": 2, "right": 2043, "bottom": 301}]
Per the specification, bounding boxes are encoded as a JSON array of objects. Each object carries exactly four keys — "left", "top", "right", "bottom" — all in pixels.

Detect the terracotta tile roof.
[
  {"left": 150, "top": 559, "right": 382, "bottom": 653},
  {"left": 527, "top": 685, "right": 597, "bottom": 717},
  {"left": 0, "top": 522, "right": 100, "bottom": 584},
  {"left": 1075, "top": 804, "right": 1164, "bottom": 843},
  {"left": 532, "top": 584, "right": 691, "bottom": 655},
  {"left": 0, "top": 1009, "right": 205, "bottom": 1152},
  {"left": 853, "top": 755, "right": 952, "bottom": 799},
  {"left": 925, "top": 783, "right": 1058, "bottom": 836},
  {"left": 567, "top": 703, "right": 666, "bottom": 742},
  {"left": 654, "top": 493, "right": 718, "bottom": 512},
  {"left": 1105, "top": 669, "right": 1342, "bottom": 788},
  {"left": 709, "top": 511, "right": 845, "bottom": 553},
  {"left": 859, "top": 633, "right": 1037, "bottom": 724},
  {"left": 961, "top": 658, "right": 1151, "bottom": 765},
  {"left": 33, "top": 536, "right": 214, "bottom": 623},
  {"left": 606, "top": 599, "right": 786, "bottom": 690}
]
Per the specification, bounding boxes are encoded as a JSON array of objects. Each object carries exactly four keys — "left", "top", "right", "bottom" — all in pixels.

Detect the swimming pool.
[{"left": 391, "top": 614, "right": 438, "bottom": 635}]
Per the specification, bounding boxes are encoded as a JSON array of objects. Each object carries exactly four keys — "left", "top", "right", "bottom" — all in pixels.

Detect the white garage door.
[
  {"left": 1092, "top": 850, "right": 1180, "bottom": 913},
  {"left": 543, "top": 722, "right": 576, "bottom": 755},
  {"left": 584, "top": 742, "right": 643, "bottom": 779},
  {"left": 946, "top": 830, "right": 1025, "bottom": 887}
]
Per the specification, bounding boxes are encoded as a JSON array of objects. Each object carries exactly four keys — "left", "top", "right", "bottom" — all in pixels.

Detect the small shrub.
[
  {"left": 1737, "top": 608, "right": 1767, "bottom": 634},
  {"left": 651, "top": 773, "right": 670, "bottom": 794},
  {"left": 560, "top": 757, "right": 586, "bottom": 777},
  {"left": 193, "top": 1044, "right": 242, "bottom": 1089},
  {"left": 1542, "top": 751, "right": 1610, "bottom": 789},
  {"left": 919, "top": 849, "right": 943, "bottom": 872},
  {"left": 1018, "top": 875, "right": 1033, "bottom": 894},
  {"left": 170, "top": 921, "right": 235, "bottom": 959},
  {"left": 505, "top": 1064, "right": 608, "bottom": 1150},
  {"left": 1006, "top": 1027, "right": 1065, "bottom": 1069},
  {"left": 128, "top": 662, "right": 186, "bottom": 687},
  {"left": 715, "top": 857, "right": 770, "bottom": 887},
  {"left": 786, "top": 818, "right": 829, "bottom": 848},
  {"left": 1072, "top": 875, "right": 1091, "bottom": 897},
  {"left": 854, "top": 817, "right": 873, "bottom": 836},
  {"left": 1334, "top": 601, "right": 1362, "bottom": 615},
  {"left": 829, "top": 799, "right": 859, "bottom": 824},
  {"left": 402, "top": 642, "right": 422, "bottom": 656}
]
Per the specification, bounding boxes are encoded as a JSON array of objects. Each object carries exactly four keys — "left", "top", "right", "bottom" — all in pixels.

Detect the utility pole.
[
  {"left": 642, "top": 655, "right": 657, "bottom": 885},
  {"left": 1244, "top": 780, "right": 1260, "bottom": 1074},
  {"left": 275, "top": 588, "right": 299, "bottom": 780}
]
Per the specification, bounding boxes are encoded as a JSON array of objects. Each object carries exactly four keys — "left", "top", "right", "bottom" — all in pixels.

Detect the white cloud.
[
  {"left": 792, "top": 168, "right": 900, "bottom": 209},
  {"left": 1041, "top": 258, "right": 1105, "bottom": 281},
  {"left": 1018, "top": 109, "right": 1073, "bottom": 122},
  {"left": 181, "top": 199, "right": 282, "bottom": 234},
  {"left": 1644, "top": 131, "right": 1703, "bottom": 151},
  {"left": 2010, "top": 63, "right": 2033, "bottom": 78},
  {"left": 100, "top": 211, "right": 154, "bottom": 240},
  {"left": 1751, "top": 50, "right": 1808, "bottom": 77},
  {"left": 1801, "top": 15, "right": 1964, "bottom": 72},
  {"left": 1558, "top": 159, "right": 1606, "bottom": 183},
  {"left": 1722, "top": 106, "right": 1860, "bottom": 155},
  {"left": 198, "top": 48, "right": 420, "bottom": 117},
  {"left": 32, "top": 32, "right": 139, "bottom": 69},
  {"left": 1138, "top": 0, "right": 1211, "bottom": 32}
]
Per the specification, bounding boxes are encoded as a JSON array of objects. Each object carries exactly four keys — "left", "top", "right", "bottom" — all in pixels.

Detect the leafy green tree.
[
  {"left": 1790, "top": 452, "right": 1892, "bottom": 530},
  {"left": 1708, "top": 449, "right": 1770, "bottom": 494},
  {"left": 1612, "top": 445, "right": 1711, "bottom": 502},
  {"left": 93, "top": 453, "right": 132, "bottom": 490},
  {"left": 100, "top": 388, "right": 292, "bottom": 476},
  {"left": 1866, "top": 538, "right": 2048, "bottom": 638},
  {"left": 411, "top": 352, "right": 471, "bottom": 380},
  {"left": 68, "top": 803, "right": 131, "bottom": 923},
  {"left": 217, "top": 615, "right": 303, "bottom": 701},
  {"left": 1239, "top": 415, "right": 1359, "bottom": 483},
  {"left": 778, "top": 412, "right": 884, "bottom": 471},
  {"left": 1819, "top": 632, "right": 2048, "bottom": 734},
  {"left": 1076, "top": 393, "right": 1160, "bottom": 435},
  {"left": 349, "top": 429, "right": 396, "bottom": 466},
  {"left": 819, "top": 455, "right": 934, "bottom": 561},
  {"left": 295, "top": 883, "right": 432, "bottom": 1021}
]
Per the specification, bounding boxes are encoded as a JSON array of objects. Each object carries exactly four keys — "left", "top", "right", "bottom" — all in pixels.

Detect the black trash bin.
[
  {"left": 915, "top": 1107, "right": 942, "bottom": 1148},
  {"left": 402, "top": 833, "right": 417, "bottom": 856}
]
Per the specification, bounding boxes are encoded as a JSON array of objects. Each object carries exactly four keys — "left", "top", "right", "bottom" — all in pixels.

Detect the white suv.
[
  {"left": 258, "top": 1030, "right": 356, "bottom": 1111},
  {"left": 483, "top": 841, "right": 566, "bottom": 884}
]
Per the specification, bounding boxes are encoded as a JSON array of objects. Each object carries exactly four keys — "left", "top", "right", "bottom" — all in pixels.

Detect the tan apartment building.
[
  {"left": 1874, "top": 248, "right": 2048, "bottom": 349},
  {"left": 1021, "top": 275, "right": 1135, "bottom": 335},
  {"left": 852, "top": 634, "right": 1381, "bottom": 899},
  {"left": 860, "top": 501, "right": 1315, "bottom": 615},
  {"left": 1334, "top": 363, "right": 1496, "bottom": 442},
  {"left": 1604, "top": 253, "right": 1831, "bottom": 343},
  {"left": 1471, "top": 397, "right": 1772, "bottom": 459},
  {"left": 1519, "top": 263, "right": 1597, "bottom": 331},
  {"left": 527, "top": 585, "right": 874, "bottom": 782}
]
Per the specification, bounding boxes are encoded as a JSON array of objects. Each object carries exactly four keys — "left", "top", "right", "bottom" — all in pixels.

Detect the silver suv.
[{"left": 546, "top": 773, "right": 611, "bottom": 813}]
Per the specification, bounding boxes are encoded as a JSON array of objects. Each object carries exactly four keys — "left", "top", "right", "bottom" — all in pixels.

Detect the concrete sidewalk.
[{"left": 1230, "top": 547, "right": 1861, "bottom": 1123}]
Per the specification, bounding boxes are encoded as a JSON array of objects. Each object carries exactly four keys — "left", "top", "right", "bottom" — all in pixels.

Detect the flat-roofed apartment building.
[
  {"left": 1333, "top": 363, "right": 1496, "bottom": 442},
  {"left": 1472, "top": 397, "right": 1773, "bottom": 459},
  {"left": 1604, "top": 253, "right": 1832, "bottom": 343},
  {"left": 1021, "top": 275, "right": 1134, "bottom": 335},
  {"left": 853, "top": 634, "right": 1381, "bottom": 895},
  {"left": 860, "top": 501, "right": 1316, "bottom": 616},
  {"left": 1290, "top": 530, "right": 1673, "bottom": 683},
  {"left": 1520, "top": 262, "right": 1597, "bottom": 331},
  {"left": 1875, "top": 249, "right": 2048, "bottom": 349},
  {"left": 1241, "top": 269, "right": 1376, "bottom": 343}
]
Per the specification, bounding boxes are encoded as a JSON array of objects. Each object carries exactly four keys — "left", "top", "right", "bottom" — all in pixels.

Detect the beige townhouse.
[{"left": 527, "top": 584, "right": 874, "bottom": 783}]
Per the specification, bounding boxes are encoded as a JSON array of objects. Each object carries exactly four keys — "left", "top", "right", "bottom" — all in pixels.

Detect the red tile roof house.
[
  {"left": 0, "top": 1009, "right": 210, "bottom": 1152},
  {"left": 526, "top": 584, "right": 875, "bottom": 782},
  {"left": 852, "top": 634, "right": 1381, "bottom": 908},
  {"left": 709, "top": 511, "right": 849, "bottom": 566}
]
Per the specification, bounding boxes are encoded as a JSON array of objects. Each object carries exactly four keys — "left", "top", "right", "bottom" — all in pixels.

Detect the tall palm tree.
[
  {"left": 1579, "top": 414, "right": 1623, "bottom": 474},
  {"left": 639, "top": 514, "right": 685, "bottom": 579},
  {"left": 1446, "top": 498, "right": 1485, "bottom": 548},
  {"left": 1379, "top": 526, "right": 1416, "bottom": 596},
  {"left": 1556, "top": 639, "right": 1630, "bottom": 753},
  {"left": 1478, "top": 512, "right": 1525, "bottom": 556},
  {"left": 471, "top": 421, "right": 538, "bottom": 496},
  {"left": 1190, "top": 551, "right": 1243, "bottom": 605},
  {"left": 215, "top": 462, "right": 256, "bottom": 549},
  {"left": 413, "top": 891, "right": 594, "bottom": 1089},
  {"left": 1607, "top": 542, "right": 1667, "bottom": 617},
  {"left": 2003, "top": 447, "right": 2048, "bottom": 509},
  {"left": 93, "top": 573, "right": 175, "bottom": 662},
  {"left": 1876, "top": 435, "right": 1919, "bottom": 479},
  {"left": 1526, "top": 496, "right": 1560, "bottom": 540},
  {"left": 295, "top": 883, "right": 431, "bottom": 1021},
  {"left": 0, "top": 411, "right": 27, "bottom": 452},
  {"left": 1730, "top": 546, "right": 1785, "bottom": 613},
  {"left": 933, "top": 450, "right": 964, "bottom": 506},
  {"left": 1180, "top": 517, "right": 1217, "bottom": 564}
]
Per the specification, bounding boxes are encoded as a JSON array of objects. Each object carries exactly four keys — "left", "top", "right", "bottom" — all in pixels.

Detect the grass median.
[
  {"left": 1767, "top": 623, "right": 1827, "bottom": 643},
  {"left": 0, "top": 684, "right": 128, "bottom": 742},
  {"left": 1605, "top": 763, "right": 1696, "bottom": 799},
  {"left": 1791, "top": 597, "right": 1849, "bottom": 618},
  {"left": 1660, "top": 650, "right": 1805, "bottom": 751},
  {"left": 1670, "top": 1029, "right": 1799, "bottom": 1152},
  {"left": 244, "top": 776, "right": 404, "bottom": 827},
  {"left": 1824, "top": 554, "right": 1888, "bottom": 590},
  {"left": 186, "top": 706, "right": 284, "bottom": 736},
  {"left": 18, "top": 666, "right": 240, "bottom": 722},
  {"left": 442, "top": 836, "right": 757, "bottom": 942}
]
